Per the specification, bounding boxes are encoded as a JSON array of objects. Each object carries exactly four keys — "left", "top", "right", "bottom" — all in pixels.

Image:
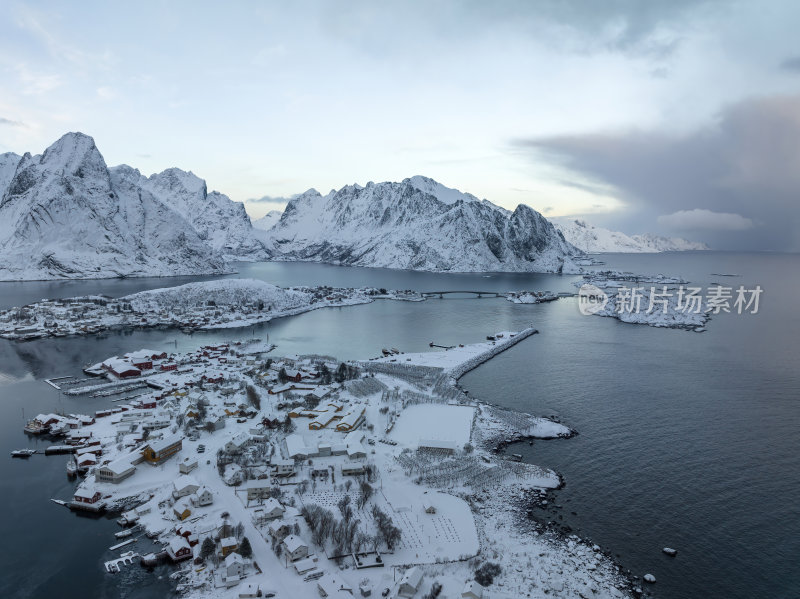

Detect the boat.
[
  {"left": 381, "top": 348, "right": 392, "bottom": 356},
  {"left": 509, "top": 453, "right": 523, "bottom": 462},
  {"left": 115, "top": 529, "right": 134, "bottom": 539},
  {"left": 486, "top": 335, "right": 496, "bottom": 341},
  {"left": 66, "top": 456, "right": 78, "bottom": 477},
  {"left": 11, "top": 449, "right": 36, "bottom": 458},
  {"left": 23, "top": 420, "right": 47, "bottom": 435}
]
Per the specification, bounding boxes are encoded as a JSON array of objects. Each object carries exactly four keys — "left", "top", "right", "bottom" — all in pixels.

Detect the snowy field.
[{"left": 390, "top": 404, "right": 474, "bottom": 448}]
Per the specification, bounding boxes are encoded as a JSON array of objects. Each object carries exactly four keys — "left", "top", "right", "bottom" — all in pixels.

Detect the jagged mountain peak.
[
  {"left": 265, "top": 176, "right": 579, "bottom": 273},
  {"left": 40, "top": 131, "right": 104, "bottom": 172},
  {"left": 0, "top": 132, "right": 268, "bottom": 280}
]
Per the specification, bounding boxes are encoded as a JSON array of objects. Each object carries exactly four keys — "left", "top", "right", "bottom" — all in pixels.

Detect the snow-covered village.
[
  {"left": 4, "top": 3, "right": 799, "bottom": 599},
  {"left": 17, "top": 325, "right": 637, "bottom": 599}
]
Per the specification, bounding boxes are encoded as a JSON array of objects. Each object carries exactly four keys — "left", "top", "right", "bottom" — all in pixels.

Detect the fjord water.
[{"left": 0, "top": 254, "right": 798, "bottom": 598}]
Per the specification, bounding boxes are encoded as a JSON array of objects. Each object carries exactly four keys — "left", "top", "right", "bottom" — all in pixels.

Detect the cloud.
[
  {"left": 96, "top": 86, "right": 117, "bottom": 100},
  {"left": 321, "top": 0, "right": 717, "bottom": 60},
  {"left": 780, "top": 56, "right": 800, "bottom": 72},
  {"left": 0, "top": 118, "right": 26, "bottom": 128},
  {"left": 658, "top": 209, "right": 754, "bottom": 231},
  {"left": 247, "top": 195, "right": 294, "bottom": 204},
  {"left": 514, "top": 94, "right": 800, "bottom": 250}
]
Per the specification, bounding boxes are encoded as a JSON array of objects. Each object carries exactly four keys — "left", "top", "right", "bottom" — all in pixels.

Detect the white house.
[
  {"left": 192, "top": 486, "right": 214, "bottom": 507},
  {"left": 272, "top": 458, "right": 295, "bottom": 477},
  {"left": 260, "top": 497, "right": 285, "bottom": 519},
  {"left": 461, "top": 580, "right": 484, "bottom": 599},
  {"left": 225, "top": 432, "right": 250, "bottom": 453},
  {"left": 398, "top": 567, "right": 424, "bottom": 598},
  {"left": 281, "top": 534, "right": 309, "bottom": 562},
  {"left": 173, "top": 476, "right": 200, "bottom": 499},
  {"left": 96, "top": 457, "right": 137, "bottom": 483},
  {"left": 224, "top": 552, "right": 245, "bottom": 580},
  {"left": 179, "top": 457, "right": 198, "bottom": 474},
  {"left": 267, "top": 519, "right": 293, "bottom": 539},
  {"left": 245, "top": 479, "right": 272, "bottom": 503}
]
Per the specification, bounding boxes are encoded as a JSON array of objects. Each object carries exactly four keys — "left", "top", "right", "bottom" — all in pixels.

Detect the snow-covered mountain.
[
  {"left": 552, "top": 218, "right": 709, "bottom": 253},
  {"left": 264, "top": 175, "right": 580, "bottom": 273},
  {"left": 252, "top": 210, "right": 282, "bottom": 231},
  {"left": 0, "top": 133, "right": 266, "bottom": 281},
  {"left": 135, "top": 167, "right": 267, "bottom": 259}
]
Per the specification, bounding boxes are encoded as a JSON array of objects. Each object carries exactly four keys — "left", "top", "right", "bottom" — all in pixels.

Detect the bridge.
[{"left": 420, "top": 290, "right": 506, "bottom": 299}]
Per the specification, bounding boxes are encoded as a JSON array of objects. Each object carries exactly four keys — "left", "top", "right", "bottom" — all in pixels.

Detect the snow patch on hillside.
[{"left": 553, "top": 218, "right": 709, "bottom": 253}]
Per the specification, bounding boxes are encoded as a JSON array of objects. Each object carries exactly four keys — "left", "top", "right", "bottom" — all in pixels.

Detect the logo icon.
[{"left": 578, "top": 284, "right": 608, "bottom": 315}]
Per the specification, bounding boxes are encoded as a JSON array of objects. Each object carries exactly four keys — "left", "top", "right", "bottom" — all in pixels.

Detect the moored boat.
[
  {"left": 66, "top": 456, "right": 78, "bottom": 477},
  {"left": 11, "top": 449, "right": 36, "bottom": 458}
]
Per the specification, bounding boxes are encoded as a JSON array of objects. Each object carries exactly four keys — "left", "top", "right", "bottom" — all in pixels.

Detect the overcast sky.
[{"left": 1, "top": 1, "right": 798, "bottom": 249}]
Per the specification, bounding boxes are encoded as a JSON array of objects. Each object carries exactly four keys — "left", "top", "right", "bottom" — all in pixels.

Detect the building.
[
  {"left": 96, "top": 457, "right": 137, "bottom": 483},
  {"left": 192, "top": 486, "right": 214, "bottom": 507},
  {"left": 141, "top": 434, "right": 183, "bottom": 465},
  {"left": 179, "top": 458, "right": 198, "bottom": 474},
  {"left": 341, "top": 463, "right": 366, "bottom": 476},
  {"left": 166, "top": 536, "right": 193, "bottom": 561},
  {"left": 461, "top": 580, "right": 484, "bottom": 599},
  {"left": 225, "top": 432, "right": 250, "bottom": 454},
  {"left": 281, "top": 534, "right": 309, "bottom": 562},
  {"left": 272, "top": 458, "right": 295, "bottom": 477},
  {"left": 173, "top": 498, "right": 192, "bottom": 520},
  {"left": 173, "top": 477, "right": 200, "bottom": 499},
  {"left": 267, "top": 519, "right": 293, "bottom": 539},
  {"left": 245, "top": 480, "right": 272, "bottom": 503},
  {"left": 418, "top": 439, "right": 457, "bottom": 454},
  {"left": 260, "top": 498, "right": 285, "bottom": 520},
  {"left": 71, "top": 487, "right": 104, "bottom": 511},
  {"left": 398, "top": 567, "right": 424, "bottom": 598},
  {"left": 317, "top": 573, "right": 353, "bottom": 598},
  {"left": 220, "top": 536, "right": 239, "bottom": 557},
  {"left": 335, "top": 407, "right": 365, "bottom": 432},
  {"left": 309, "top": 412, "right": 337, "bottom": 431},
  {"left": 224, "top": 552, "right": 245, "bottom": 581},
  {"left": 102, "top": 357, "right": 141, "bottom": 379}
]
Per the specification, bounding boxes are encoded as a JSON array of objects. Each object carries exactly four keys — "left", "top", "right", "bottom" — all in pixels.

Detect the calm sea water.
[{"left": 0, "top": 254, "right": 797, "bottom": 598}]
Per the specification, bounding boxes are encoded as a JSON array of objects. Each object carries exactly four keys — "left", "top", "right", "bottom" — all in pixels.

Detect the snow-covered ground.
[
  {"left": 34, "top": 328, "right": 632, "bottom": 599},
  {"left": 0, "top": 279, "right": 422, "bottom": 340},
  {"left": 576, "top": 271, "right": 710, "bottom": 331}
]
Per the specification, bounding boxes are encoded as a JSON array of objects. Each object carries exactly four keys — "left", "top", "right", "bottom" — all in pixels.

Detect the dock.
[
  {"left": 109, "top": 537, "right": 137, "bottom": 551},
  {"left": 105, "top": 551, "right": 139, "bottom": 574},
  {"left": 45, "top": 445, "right": 76, "bottom": 455}
]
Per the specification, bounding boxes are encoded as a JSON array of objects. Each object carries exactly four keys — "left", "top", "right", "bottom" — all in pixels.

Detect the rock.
[
  {"left": 662, "top": 547, "right": 677, "bottom": 557},
  {"left": 644, "top": 574, "right": 656, "bottom": 584}
]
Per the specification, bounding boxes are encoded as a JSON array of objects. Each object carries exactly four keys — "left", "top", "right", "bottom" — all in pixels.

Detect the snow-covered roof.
[
  {"left": 221, "top": 536, "right": 238, "bottom": 548},
  {"left": 173, "top": 476, "right": 199, "bottom": 490},
  {"left": 462, "top": 580, "right": 484, "bottom": 598},
  {"left": 286, "top": 433, "right": 311, "bottom": 458},
  {"left": 245, "top": 479, "right": 271, "bottom": 490},
  {"left": 99, "top": 456, "right": 136, "bottom": 475},
  {"left": 399, "top": 566, "right": 423, "bottom": 590},
  {"left": 225, "top": 552, "right": 244, "bottom": 566},
  {"left": 262, "top": 498, "right": 284, "bottom": 512},
  {"left": 282, "top": 534, "right": 307, "bottom": 553},
  {"left": 168, "top": 536, "right": 191, "bottom": 553},
  {"left": 145, "top": 433, "right": 182, "bottom": 453}
]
